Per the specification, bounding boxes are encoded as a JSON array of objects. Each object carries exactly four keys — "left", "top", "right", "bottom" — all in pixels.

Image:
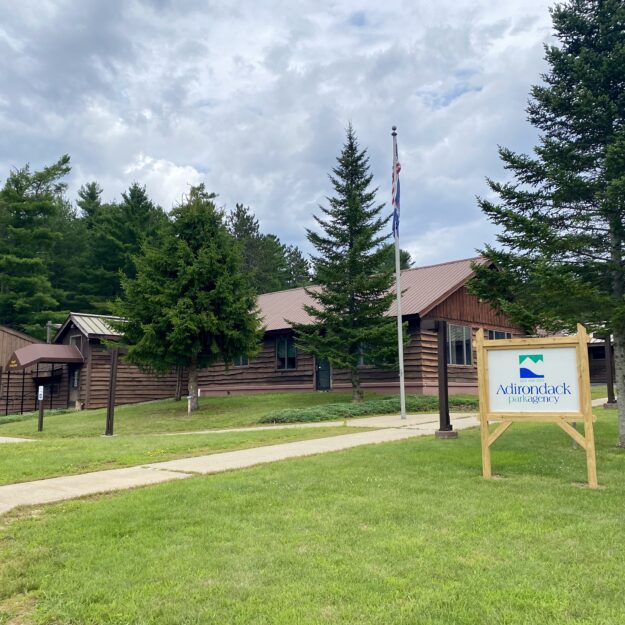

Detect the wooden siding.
[
  {"left": 197, "top": 335, "right": 315, "bottom": 394},
  {"left": 425, "top": 286, "right": 520, "bottom": 330},
  {"left": 0, "top": 325, "right": 39, "bottom": 366},
  {"left": 1, "top": 364, "right": 70, "bottom": 415},
  {"left": 85, "top": 344, "right": 182, "bottom": 409}
]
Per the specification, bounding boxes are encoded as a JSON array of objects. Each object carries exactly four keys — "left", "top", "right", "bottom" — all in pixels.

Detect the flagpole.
[{"left": 392, "top": 126, "right": 407, "bottom": 420}]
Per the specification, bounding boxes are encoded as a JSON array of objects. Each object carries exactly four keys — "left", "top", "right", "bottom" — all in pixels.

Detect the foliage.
[
  {"left": 117, "top": 185, "right": 263, "bottom": 409},
  {"left": 0, "top": 155, "right": 71, "bottom": 337},
  {"left": 227, "top": 203, "right": 311, "bottom": 293},
  {"left": 261, "top": 394, "right": 479, "bottom": 423},
  {"left": 468, "top": 0, "right": 625, "bottom": 444},
  {"left": 376, "top": 242, "right": 413, "bottom": 273},
  {"left": 292, "top": 124, "right": 399, "bottom": 401}
]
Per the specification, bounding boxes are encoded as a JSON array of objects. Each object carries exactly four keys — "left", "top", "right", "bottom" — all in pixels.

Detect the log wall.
[
  {"left": 197, "top": 334, "right": 315, "bottom": 394},
  {"left": 85, "top": 343, "right": 183, "bottom": 409}
]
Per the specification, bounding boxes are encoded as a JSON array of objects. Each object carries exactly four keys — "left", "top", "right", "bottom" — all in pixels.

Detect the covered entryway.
[
  {"left": 315, "top": 358, "right": 331, "bottom": 391},
  {"left": 2, "top": 344, "right": 83, "bottom": 415}
]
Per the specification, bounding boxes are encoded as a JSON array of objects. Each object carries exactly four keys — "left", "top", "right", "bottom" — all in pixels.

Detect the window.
[
  {"left": 487, "top": 330, "right": 512, "bottom": 340},
  {"left": 233, "top": 354, "right": 249, "bottom": 367},
  {"left": 448, "top": 324, "right": 473, "bottom": 365},
  {"left": 276, "top": 336, "right": 297, "bottom": 370},
  {"left": 358, "top": 344, "right": 372, "bottom": 367},
  {"left": 69, "top": 334, "right": 83, "bottom": 354}
]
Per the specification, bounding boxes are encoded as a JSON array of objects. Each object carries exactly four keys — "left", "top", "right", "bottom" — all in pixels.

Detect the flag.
[{"left": 392, "top": 140, "right": 401, "bottom": 238}]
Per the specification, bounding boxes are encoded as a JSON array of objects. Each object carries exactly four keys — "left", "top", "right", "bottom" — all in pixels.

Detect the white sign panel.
[
  {"left": 487, "top": 347, "right": 580, "bottom": 413},
  {"left": 37, "top": 385, "right": 44, "bottom": 401}
]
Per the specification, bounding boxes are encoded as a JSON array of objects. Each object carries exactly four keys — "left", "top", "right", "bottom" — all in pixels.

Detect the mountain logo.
[{"left": 519, "top": 354, "right": 544, "bottom": 379}]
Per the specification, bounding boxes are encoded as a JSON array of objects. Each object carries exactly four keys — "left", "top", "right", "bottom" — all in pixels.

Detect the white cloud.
[{"left": 0, "top": 0, "right": 555, "bottom": 264}]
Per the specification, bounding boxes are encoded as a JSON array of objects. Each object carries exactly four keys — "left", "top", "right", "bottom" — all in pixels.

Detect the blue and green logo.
[{"left": 519, "top": 354, "right": 544, "bottom": 379}]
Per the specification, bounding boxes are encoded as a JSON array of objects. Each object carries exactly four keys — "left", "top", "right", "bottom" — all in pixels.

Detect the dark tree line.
[{"left": 0, "top": 156, "right": 312, "bottom": 339}]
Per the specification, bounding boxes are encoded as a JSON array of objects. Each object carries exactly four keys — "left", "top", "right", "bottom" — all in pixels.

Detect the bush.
[{"left": 260, "top": 394, "right": 479, "bottom": 424}]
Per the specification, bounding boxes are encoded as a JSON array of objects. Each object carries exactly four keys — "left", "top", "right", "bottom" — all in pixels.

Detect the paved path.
[
  {"left": 591, "top": 397, "right": 610, "bottom": 407},
  {"left": 0, "top": 414, "right": 479, "bottom": 516},
  {"left": 0, "top": 436, "right": 32, "bottom": 444}
]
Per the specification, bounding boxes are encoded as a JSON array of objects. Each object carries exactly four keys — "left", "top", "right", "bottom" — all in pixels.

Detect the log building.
[{"left": 197, "top": 257, "right": 523, "bottom": 396}]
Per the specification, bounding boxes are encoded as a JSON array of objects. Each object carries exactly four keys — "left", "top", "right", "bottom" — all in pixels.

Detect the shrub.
[{"left": 260, "top": 395, "right": 479, "bottom": 424}]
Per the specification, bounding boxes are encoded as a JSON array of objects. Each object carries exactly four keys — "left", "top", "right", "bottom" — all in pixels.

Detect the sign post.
[
  {"left": 476, "top": 324, "right": 597, "bottom": 488},
  {"left": 37, "top": 385, "right": 45, "bottom": 432}
]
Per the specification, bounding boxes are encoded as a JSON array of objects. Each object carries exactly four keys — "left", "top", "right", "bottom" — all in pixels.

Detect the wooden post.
[
  {"left": 5, "top": 368, "right": 10, "bottom": 416},
  {"left": 37, "top": 387, "right": 44, "bottom": 432},
  {"left": 476, "top": 328, "right": 492, "bottom": 479},
  {"left": 577, "top": 324, "right": 598, "bottom": 488},
  {"left": 604, "top": 336, "right": 616, "bottom": 406},
  {"left": 435, "top": 320, "right": 457, "bottom": 438},
  {"left": 20, "top": 369, "right": 25, "bottom": 414},
  {"left": 105, "top": 348, "right": 119, "bottom": 436}
]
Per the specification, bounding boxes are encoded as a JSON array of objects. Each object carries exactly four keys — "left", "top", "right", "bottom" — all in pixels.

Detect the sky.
[{"left": 0, "top": 0, "right": 555, "bottom": 266}]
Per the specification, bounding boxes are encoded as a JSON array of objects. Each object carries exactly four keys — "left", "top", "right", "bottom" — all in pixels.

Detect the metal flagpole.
[{"left": 392, "top": 126, "right": 407, "bottom": 420}]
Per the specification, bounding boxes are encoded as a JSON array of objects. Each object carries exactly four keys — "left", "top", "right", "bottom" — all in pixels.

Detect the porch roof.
[{"left": 6, "top": 344, "right": 84, "bottom": 370}]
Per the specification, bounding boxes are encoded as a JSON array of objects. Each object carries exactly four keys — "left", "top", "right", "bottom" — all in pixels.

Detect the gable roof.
[
  {"left": 6, "top": 343, "right": 84, "bottom": 369},
  {"left": 258, "top": 256, "right": 487, "bottom": 332},
  {"left": 0, "top": 325, "right": 40, "bottom": 344},
  {"left": 54, "top": 313, "right": 124, "bottom": 342}
]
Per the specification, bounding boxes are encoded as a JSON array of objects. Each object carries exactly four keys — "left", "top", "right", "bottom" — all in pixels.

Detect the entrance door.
[{"left": 315, "top": 358, "right": 331, "bottom": 391}]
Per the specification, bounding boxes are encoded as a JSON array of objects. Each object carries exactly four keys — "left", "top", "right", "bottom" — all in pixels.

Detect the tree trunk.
[
  {"left": 350, "top": 367, "right": 363, "bottom": 402},
  {"left": 174, "top": 365, "right": 183, "bottom": 401},
  {"left": 613, "top": 328, "right": 625, "bottom": 447},
  {"left": 188, "top": 359, "right": 199, "bottom": 411}
]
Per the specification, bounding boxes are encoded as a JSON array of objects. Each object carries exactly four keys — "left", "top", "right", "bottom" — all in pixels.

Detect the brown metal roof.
[
  {"left": 54, "top": 312, "right": 124, "bottom": 341},
  {"left": 257, "top": 256, "right": 487, "bottom": 332},
  {"left": 6, "top": 344, "right": 84, "bottom": 370}
]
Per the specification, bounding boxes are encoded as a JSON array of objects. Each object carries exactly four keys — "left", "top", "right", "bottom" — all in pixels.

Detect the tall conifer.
[
  {"left": 292, "top": 125, "right": 397, "bottom": 401},
  {"left": 470, "top": 0, "right": 625, "bottom": 445}
]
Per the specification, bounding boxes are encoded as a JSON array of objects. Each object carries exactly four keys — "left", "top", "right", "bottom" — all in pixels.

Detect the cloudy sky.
[{"left": 0, "top": 0, "right": 554, "bottom": 265}]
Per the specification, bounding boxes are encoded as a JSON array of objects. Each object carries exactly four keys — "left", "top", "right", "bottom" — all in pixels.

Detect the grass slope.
[{"left": 1, "top": 407, "right": 624, "bottom": 624}]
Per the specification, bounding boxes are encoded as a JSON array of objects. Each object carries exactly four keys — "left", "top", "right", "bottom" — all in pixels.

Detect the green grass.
[
  {"left": 1, "top": 407, "right": 623, "bottom": 624},
  {"left": 0, "top": 391, "right": 377, "bottom": 438},
  {"left": 591, "top": 385, "right": 609, "bottom": 400},
  {"left": 0, "top": 426, "right": 365, "bottom": 486},
  {"left": 262, "top": 394, "right": 479, "bottom": 423}
]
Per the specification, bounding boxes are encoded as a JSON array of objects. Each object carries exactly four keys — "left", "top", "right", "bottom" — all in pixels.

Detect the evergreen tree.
[
  {"left": 0, "top": 155, "right": 71, "bottom": 337},
  {"left": 469, "top": 0, "right": 625, "bottom": 445},
  {"left": 117, "top": 184, "right": 262, "bottom": 410},
  {"left": 376, "top": 243, "right": 413, "bottom": 274},
  {"left": 292, "top": 125, "right": 398, "bottom": 401},
  {"left": 227, "top": 203, "right": 290, "bottom": 293},
  {"left": 77, "top": 181, "right": 103, "bottom": 223},
  {"left": 284, "top": 244, "right": 312, "bottom": 288}
]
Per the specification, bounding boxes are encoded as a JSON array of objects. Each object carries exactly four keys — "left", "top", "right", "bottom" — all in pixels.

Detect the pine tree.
[
  {"left": 284, "top": 244, "right": 312, "bottom": 288},
  {"left": 469, "top": 0, "right": 625, "bottom": 445},
  {"left": 227, "top": 203, "right": 290, "bottom": 293},
  {"left": 292, "top": 125, "right": 397, "bottom": 401},
  {"left": 0, "top": 155, "right": 71, "bottom": 337},
  {"left": 117, "top": 184, "right": 262, "bottom": 410}
]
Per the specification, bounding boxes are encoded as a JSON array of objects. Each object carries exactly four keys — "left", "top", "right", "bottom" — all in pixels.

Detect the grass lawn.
[
  {"left": 0, "top": 392, "right": 385, "bottom": 486},
  {"left": 0, "top": 426, "right": 365, "bottom": 486},
  {"left": 591, "top": 385, "right": 609, "bottom": 400},
  {"left": 0, "top": 392, "right": 375, "bottom": 438},
  {"left": 1, "top": 407, "right": 623, "bottom": 624}
]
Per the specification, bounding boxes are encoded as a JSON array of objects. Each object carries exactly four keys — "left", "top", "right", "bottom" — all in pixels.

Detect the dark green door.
[{"left": 316, "top": 358, "right": 331, "bottom": 391}]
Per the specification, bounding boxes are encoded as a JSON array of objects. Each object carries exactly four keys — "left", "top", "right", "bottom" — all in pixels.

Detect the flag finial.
[{"left": 391, "top": 126, "right": 397, "bottom": 136}]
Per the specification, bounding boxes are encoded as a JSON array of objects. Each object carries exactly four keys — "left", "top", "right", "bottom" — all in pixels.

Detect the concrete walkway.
[
  {"left": 0, "top": 414, "right": 479, "bottom": 516},
  {"left": 0, "top": 436, "right": 32, "bottom": 444}
]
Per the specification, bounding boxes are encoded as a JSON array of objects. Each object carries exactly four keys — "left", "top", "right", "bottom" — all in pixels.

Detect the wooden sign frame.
[{"left": 476, "top": 324, "right": 597, "bottom": 488}]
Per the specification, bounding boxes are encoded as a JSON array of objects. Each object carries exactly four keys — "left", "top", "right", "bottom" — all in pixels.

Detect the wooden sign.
[{"left": 476, "top": 324, "right": 597, "bottom": 488}]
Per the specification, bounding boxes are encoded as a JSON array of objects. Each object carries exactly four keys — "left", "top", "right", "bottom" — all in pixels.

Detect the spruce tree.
[
  {"left": 284, "top": 244, "right": 312, "bottom": 288},
  {"left": 0, "top": 155, "right": 71, "bottom": 337},
  {"left": 292, "top": 125, "right": 397, "bottom": 401},
  {"left": 469, "top": 0, "right": 625, "bottom": 445},
  {"left": 117, "top": 184, "right": 262, "bottom": 410}
]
